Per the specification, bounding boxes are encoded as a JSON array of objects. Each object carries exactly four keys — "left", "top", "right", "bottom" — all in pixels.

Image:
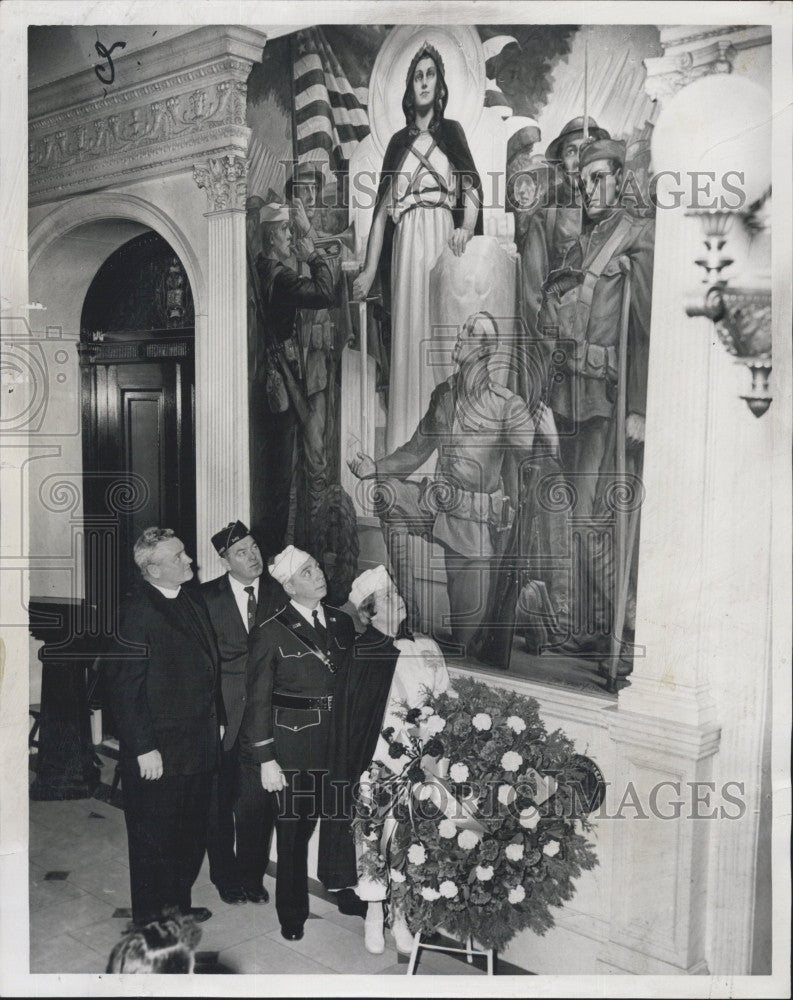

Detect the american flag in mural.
[{"left": 292, "top": 27, "right": 371, "bottom": 175}]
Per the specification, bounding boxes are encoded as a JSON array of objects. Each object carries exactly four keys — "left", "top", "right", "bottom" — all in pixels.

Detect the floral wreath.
[{"left": 353, "top": 676, "right": 600, "bottom": 952}]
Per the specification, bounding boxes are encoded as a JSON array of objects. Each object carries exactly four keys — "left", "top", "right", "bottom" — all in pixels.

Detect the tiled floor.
[{"left": 28, "top": 762, "right": 524, "bottom": 977}]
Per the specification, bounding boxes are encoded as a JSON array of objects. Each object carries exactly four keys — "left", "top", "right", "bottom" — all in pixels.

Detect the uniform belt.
[{"left": 272, "top": 693, "right": 333, "bottom": 710}]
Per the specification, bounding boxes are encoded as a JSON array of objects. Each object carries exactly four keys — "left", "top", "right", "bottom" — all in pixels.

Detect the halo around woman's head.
[{"left": 367, "top": 26, "right": 486, "bottom": 156}]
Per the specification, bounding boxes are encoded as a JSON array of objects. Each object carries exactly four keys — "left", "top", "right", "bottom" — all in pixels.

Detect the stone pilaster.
[
  {"left": 603, "top": 23, "right": 774, "bottom": 975},
  {"left": 193, "top": 154, "right": 249, "bottom": 580}
]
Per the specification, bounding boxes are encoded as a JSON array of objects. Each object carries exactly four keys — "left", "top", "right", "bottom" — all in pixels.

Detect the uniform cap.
[
  {"left": 212, "top": 520, "right": 250, "bottom": 557},
  {"left": 349, "top": 565, "right": 393, "bottom": 609},
  {"left": 269, "top": 545, "right": 312, "bottom": 585},
  {"left": 578, "top": 138, "right": 627, "bottom": 172},
  {"left": 259, "top": 202, "right": 290, "bottom": 225}
]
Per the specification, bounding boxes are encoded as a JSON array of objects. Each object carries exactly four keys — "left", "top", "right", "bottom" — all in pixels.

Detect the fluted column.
[{"left": 193, "top": 154, "right": 249, "bottom": 579}]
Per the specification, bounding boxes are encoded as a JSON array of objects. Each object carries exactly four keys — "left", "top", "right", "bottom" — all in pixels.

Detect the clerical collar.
[{"left": 152, "top": 583, "right": 180, "bottom": 599}]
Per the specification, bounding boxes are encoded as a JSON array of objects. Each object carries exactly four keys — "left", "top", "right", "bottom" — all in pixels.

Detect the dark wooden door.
[{"left": 80, "top": 334, "right": 196, "bottom": 607}]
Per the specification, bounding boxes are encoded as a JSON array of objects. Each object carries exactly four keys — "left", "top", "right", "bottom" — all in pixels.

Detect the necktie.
[
  {"left": 244, "top": 586, "right": 256, "bottom": 632},
  {"left": 312, "top": 609, "right": 328, "bottom": 646}
]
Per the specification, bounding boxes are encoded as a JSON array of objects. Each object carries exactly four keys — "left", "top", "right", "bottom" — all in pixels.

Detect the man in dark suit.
[
  {"left": 104, "top": 527, "right": 222, "bottom": 927},
  {"left": 200, "top": 520, "right": 282, "bottom": 906},
  {"left": 239, "top": 545, "right": 356, "bottom": 941}
]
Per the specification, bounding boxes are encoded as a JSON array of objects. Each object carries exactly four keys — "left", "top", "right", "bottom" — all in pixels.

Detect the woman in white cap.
[{"left": 318, "top": 564, "right": 449, "bottom": 955}]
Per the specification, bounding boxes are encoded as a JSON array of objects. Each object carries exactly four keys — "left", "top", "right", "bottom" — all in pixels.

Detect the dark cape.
[
  {"left": 372, "top": 118, "right": 484, "bottom": 318},
  {"left": 317, "top": 625, "right": 401, "bottom": 891}
]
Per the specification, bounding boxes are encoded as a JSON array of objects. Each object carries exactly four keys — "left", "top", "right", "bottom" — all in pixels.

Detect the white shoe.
[
  {"left": 364, "top": 915, "right": 385, "bottom": 955},
  {"left": 390, "top": 914, "right": 415, "bottom": 954}
]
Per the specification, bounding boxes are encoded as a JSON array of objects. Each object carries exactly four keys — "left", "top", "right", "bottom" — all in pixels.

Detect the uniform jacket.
[
  {"left": 239, "top": 602, "right": 356, "bottom": 769},
  {"left": 540, "top": 207, "right": 654, "bottom": 423},
  {"left": 103, "top": 581, "right": 222, "bottom": 776},
  {"left": 253, "top": 253, "right": 336, "bottom": 387},
  {"left": 516, "top": 173, "right": 583, "bottom": 334},
  {"left": 200, "top": 572, "right": 284, "bottom": 750},
  {"left": 375, "top": 370, "right": 537, "bottom": 558}
]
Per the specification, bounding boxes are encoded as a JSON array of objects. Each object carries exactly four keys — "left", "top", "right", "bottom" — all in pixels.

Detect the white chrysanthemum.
[
  {"left": 508, "top": 885, "right": 526, "bottom": 904},
  {"left": 439, "top": 880, "right": 458, "bottom": 898},
  {"left": 475, "top": 864, "right": 494, "bottom": 881},
  {"left": 420, "top": 886, "right": 441, "bottom": 901},
  {"left": 407, "top": 843, "right": 427, "bottom": 865},
  {"left": 420, "top": 705, "right": 435, "bottom": 719},
  {"left": 543, "top": 840, "right": 561, "bottom": 858},
  {"left": 472, "top": 712, "right": 492, "bottom": 731},
  {"left": 449, "top": 762, "right": 469, "bottom": 783},
  {"left": 457, "top": 829, "right": 481, "bottom": 850},
  {"left": 506, "top": 843, "right": 525, "bottom": 861},
  {"left": 501, "top": 750, "right": 523, "bottom": 772},
  {"left": 425, "top": 714, "right": 446, "bottom": 735},
  {"left": 390, "top": 868, "right": 406, "bottom": 883},
  {"left": 497, "top": 784, "right": 515, "bottom": 806},
  {"left": 519, "top": 807, "right": 540, "bottom": 830},
  {"left": 438, "top": 819, "right": 457, "bottom": 839},
  {"left": 506, "top": 715, "right": 526, "bottom": 734}
]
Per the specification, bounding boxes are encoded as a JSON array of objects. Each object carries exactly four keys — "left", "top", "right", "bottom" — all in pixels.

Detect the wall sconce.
[{"left": 685, "top": 208, "right": 772, "bottom": 418}]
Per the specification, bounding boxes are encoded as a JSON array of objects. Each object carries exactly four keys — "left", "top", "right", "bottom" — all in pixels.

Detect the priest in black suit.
[
  {"left": 200, "top": 520, "right": 282, "bottom": 906},
  {"left": 104, "top": 527, "right": 222, "bottom": 927},
  {"left": 239, "top": 545, "right": 356, "bottom": 941}
]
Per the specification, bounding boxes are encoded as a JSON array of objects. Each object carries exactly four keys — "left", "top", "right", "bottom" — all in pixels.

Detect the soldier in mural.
[
  {"left": 249, "top": 203, "right": 338, "bottom": 560},
  {"left": 287, "top": 163, "right": 355, "bottom": 556},
  {"left": 516, "top": 115, "right": 611, "bottom": 337},
  {"left": 538, "top": 137, "right": 654, "bottom": 668},
  {"left": 348, "top": 311, "right": 557, "bottom": 654}
]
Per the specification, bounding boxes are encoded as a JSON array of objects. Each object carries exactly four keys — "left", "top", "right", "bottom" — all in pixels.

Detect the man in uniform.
[
  {"left": 104, "top": 528, "right": 221, "bottom": 927},
  {"left": 287, "top": 163, "right": 352, "bottom": 554},
  {"left": 250, "top": 202, "right": 337, "bottom": 558},
  {"left": 239, "top": 545, "right": 355, "bottom": 941},
  {"left": 538, "top": 137, "right": 654, "bottom": 664},
  {"left": 200, "top": 520, "right": 282, "bottom": 907},
  {"left": 348, "top": 311, "right": 557, "bottom": 654},
  {"left": 518, "top": 116, "right": 611, "bottom": 335}
]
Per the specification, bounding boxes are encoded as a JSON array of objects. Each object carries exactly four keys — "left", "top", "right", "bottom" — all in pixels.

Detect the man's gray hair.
[{"left": 134, "top": 527, "right": 175, "bottom": 575}]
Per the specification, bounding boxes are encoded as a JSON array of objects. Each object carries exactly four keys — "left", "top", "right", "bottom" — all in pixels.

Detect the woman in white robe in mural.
[{"left": 353, "top": 42, "right": 482, "bottom": 452}]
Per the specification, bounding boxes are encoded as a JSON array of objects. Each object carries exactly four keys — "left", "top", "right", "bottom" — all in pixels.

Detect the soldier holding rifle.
[{"left": 538, "top": 138, "right": 654, "bottom": 680}]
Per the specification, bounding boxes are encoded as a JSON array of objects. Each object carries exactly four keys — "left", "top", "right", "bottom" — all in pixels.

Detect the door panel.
[{"left": 80, "top": 338, "right": 195, "bottom": 605}]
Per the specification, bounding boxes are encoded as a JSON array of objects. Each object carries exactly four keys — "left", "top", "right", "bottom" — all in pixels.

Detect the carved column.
[
  {"left": 193, "top": 155, "right": 250, "bottom": 580},
  {"left": 602, "top": 25, "right": 773, "bottom": 975}
]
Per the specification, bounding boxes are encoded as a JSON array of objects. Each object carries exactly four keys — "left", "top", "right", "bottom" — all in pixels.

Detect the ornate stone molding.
[
  {"left": 644, "top": 40, "right": 736, "bottom": 103},
  {"left": 644, "top": 24, "right": 771, "bottom": 104},
  {"left": 29, "top": 27, "right": 267, "bottom": 205},
  {"left": 193, "top": 155, "right": 248, "bottom": 212}
]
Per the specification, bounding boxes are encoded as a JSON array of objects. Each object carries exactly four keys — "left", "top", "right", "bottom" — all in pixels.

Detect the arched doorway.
[{"left": 79, "top": 231, "right": 197, "bottom": 603}]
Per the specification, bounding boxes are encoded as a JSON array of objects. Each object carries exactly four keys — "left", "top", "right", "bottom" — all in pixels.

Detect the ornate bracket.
[
  {"left": 193, "top": 155, "right": 248, "bottom": 212},
  {"left": 686, "top": 280, "right": 772, "bottom": 418}
]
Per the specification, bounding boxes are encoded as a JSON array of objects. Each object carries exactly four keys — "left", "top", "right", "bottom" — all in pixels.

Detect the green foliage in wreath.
[{"left": 353, "top": 676, "right": 599, "bottom": 952}]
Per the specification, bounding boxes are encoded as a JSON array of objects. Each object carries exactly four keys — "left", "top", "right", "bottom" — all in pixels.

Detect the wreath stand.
[{"left": 405, "top": 931, "right": 495, "bottom": 975}]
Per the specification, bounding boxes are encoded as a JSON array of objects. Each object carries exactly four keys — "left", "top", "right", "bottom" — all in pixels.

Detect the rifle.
[{"left": 605, "top": 256, "right": 637, "bottom": 693}]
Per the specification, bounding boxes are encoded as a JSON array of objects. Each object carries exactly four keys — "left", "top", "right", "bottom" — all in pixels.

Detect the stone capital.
[
  {"left": 643, "top": 24, "right": 771, "bottom": 105},
  {"left": 193, "top": 154, "right": 248, "bottom": 213}
]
